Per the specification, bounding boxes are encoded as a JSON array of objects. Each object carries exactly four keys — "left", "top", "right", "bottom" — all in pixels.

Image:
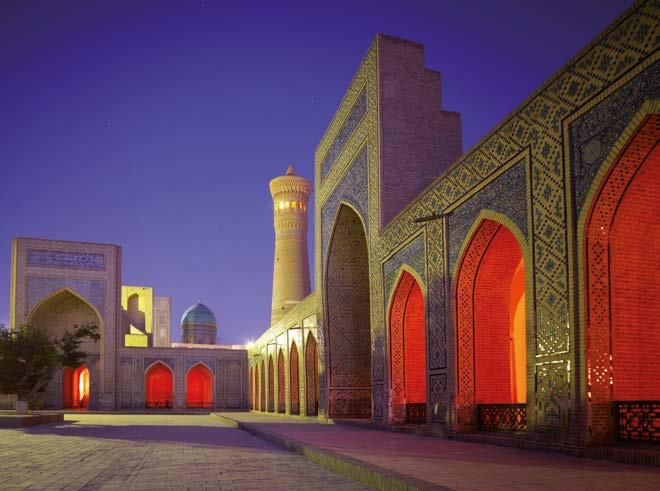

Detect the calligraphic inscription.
[{"left": 27, "top": 249, "right": 105, "bottom": 270}]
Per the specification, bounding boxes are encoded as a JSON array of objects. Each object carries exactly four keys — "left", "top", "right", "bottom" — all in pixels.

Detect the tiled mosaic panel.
[
  {"left": 321, "top": 146, "right": 369, "bottom": 263},
  {"left": 321, "top": 89, "right": 367, "bottom": 179},
  {"left": 570, "top": 61, "right": 659, "bottom": 214},
  {"left": 326, "top": 205, "right": 372, "bottom": 418},
  {"left": 144, "top": 357, "right": 175, "bottom": 371},
  {"left": 382, "top": 234, "right": 426, "bottom": 309},
  {"left": 27, "top": 249, "right": 105, "bottom": 270},
  {"left": 446, "top": 159, "right": 528, "bottom": 273},
  {"left": 27, "top": 276, "right": 106, "bottom": 318}
]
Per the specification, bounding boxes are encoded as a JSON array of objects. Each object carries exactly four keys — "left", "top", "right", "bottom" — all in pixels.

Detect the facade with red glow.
[
  {"left": 8, "top": 238, "right": 248, "bottom": 411},
  {"left": 248, "top": 0, "right": 659, "bottom": 459}
]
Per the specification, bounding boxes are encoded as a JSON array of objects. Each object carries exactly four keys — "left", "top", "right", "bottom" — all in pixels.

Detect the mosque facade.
[
  {"left": 247, "top": 0, "right": 659, "bottom": 455},
  {"left": 5, "top": 0, "right": 659, "bottom": 457},
  {"left": 9, "top": 238, "right": 248, "bottom": 411}
]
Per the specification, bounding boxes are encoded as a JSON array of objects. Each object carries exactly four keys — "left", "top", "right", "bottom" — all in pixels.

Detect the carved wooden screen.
[
  {"left": 277, "top": 349, "right": 285, "bottom": 413},
  {"left": 290, "top": 342, "right": 300, "bottom": 415},
  {"left": 306, "top": 333, "right": 319, "bottom": 416},
  {"left": 326, "top": 205, "right": 372, "bottom": 418}
]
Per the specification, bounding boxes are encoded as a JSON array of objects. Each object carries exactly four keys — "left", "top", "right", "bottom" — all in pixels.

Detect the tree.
[{"left": 0, "top": 323, "right": 100, "bottom": 407}]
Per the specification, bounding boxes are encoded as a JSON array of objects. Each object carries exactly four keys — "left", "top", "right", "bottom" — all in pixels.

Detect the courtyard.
[
  {"left": 0, "top": 413, "right": 367, "bottom": 490},
  {"left": 1, "top": 412, "right": 658, "bottom": 490}
]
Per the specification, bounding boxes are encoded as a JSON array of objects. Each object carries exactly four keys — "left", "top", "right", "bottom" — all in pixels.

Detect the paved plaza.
[
  {"left": 220, "top": 412, "right": 660, "bottom": 491},
  {"left": 0, "top": 413, "right": 369, "bottom": 490}
]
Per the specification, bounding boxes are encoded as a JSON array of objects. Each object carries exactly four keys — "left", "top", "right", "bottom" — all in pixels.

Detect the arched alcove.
[
  {"left": 290, "top": 341, "right": 300, "bottom": 415},
  {"left": 325, "top": 204, "right": 372, "bottom": 418},
  {"left": 388, "top": 270, "right": 427, "bottom": 425},
  {"left": 455, "top": 219, "right": 527, "bottom": 432},
  {"left": 145, "top": 362, "right": 174, "bottom": 409},
  {"left": 186, "top": 364, "right": 213, "bottom": 409}
]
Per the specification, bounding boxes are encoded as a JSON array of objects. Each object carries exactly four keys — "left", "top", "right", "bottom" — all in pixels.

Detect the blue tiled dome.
[{"left": 181, "top": 302, "right": 217, "bottom": 327}]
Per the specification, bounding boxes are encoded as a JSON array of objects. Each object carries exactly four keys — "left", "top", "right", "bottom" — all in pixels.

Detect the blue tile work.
[
  {"left": 27, "top": 249, "right": 105, "bottom": 270},
  {"left": 321, "top": 146, "right": 369, "bottom": 263},
  {"left": 27, "top": 276, "right": 106, "bottom": 319},
  {"left": 376, "top": 234, "right": 426, "bottom": 384},
  {"left": 570, "top": 61, "right": 659, "bottom": 214},
  {"left": 321, "top": 89, "right": 367, "bottom": 179},
  {"left": 185, "top": 357, "right": 216, "bottom": 373},
  {"left": 447, "top": 160, "right": 528, "bottom": 273},
  {"left": 382, "top": 234, "right": 426, "bottom": 312},
  {"left": 144, "top": 357, "right": 175, "bottom": 371}
]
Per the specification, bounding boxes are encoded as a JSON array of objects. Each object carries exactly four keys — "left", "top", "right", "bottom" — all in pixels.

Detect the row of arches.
[
  {"left": 249, "top": 333, "right": 319, "bottom": 415},
  {"left": 145, "top": 362, "right": 213, "bottom": 408},
  {"left": 318, "top": 115, "right": 658, "bottom": 440}
]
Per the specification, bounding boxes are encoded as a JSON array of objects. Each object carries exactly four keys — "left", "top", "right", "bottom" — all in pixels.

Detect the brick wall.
[
  {"left": 474, "top": 226, "right": 521, "bottom": 404},
  {"left": 403, "top": 281, "right": 426, "bottom": 404},
  {"left": 610, "top": 143, "right": 659, "bottom": 401},
  {"left": 377, "top": 35, "right": 462, "bottom": 227}
]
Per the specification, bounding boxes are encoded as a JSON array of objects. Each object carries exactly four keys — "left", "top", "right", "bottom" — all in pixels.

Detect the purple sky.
[{"left": 1, "top": 0, "right": 631, "bottom": 344}]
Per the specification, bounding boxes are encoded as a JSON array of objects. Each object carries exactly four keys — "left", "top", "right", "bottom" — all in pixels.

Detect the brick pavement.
[
  {"left": 219, "top": 412, "right": 660, "bottom": 491},
  {"left": 0, "top": 413, "right": 370, "bottom": 490}
]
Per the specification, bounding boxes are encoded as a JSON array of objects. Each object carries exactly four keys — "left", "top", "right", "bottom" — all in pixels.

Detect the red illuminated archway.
[
  {"left": 389, "top": 270, "right": 427, "bottom": 425},
  {"left": 584, "top": 115, "right": 660, "bottom": 443},
  {"left": 455, "top": 219, "right": 527, "bottom": 431},
  {"left": 277, "top": 349, "right": 285, "bottom": 413},
  {"left": 146, "top": 362, "right": 174, "bottom": 409},
  {"left": 186, "top": 364, "right": 213, "bottom": 409},
  {"left": 305, "top": 332, "right": 319, "bottom": 416},
  {"left": 63, "top": 364, "right": 90, "bottom": 409},
  {"left": 290, "top": 342, "right": 300, "bottom": 415}
]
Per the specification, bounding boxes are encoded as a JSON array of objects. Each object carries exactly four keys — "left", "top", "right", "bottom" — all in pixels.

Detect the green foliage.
[{"left": 0, "top": 323, "right": 99, "bottom": 401}]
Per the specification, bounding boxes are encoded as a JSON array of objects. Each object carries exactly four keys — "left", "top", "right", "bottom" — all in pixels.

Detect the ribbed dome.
[{"left": 181, "top": 302, "right": 216, "bottom": 327}]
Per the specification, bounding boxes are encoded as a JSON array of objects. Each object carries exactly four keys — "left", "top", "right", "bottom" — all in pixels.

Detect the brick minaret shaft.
[{"left": 269, "top": 164, "right": 311, "bottom": 325}]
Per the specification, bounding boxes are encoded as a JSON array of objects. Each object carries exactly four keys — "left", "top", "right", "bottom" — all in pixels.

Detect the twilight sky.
[{"left": 1, "top": 0, "right": 631, "bottom": 344}]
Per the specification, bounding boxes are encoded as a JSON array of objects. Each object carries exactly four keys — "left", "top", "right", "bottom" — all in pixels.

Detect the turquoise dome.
[{"left": 181, "top": 302, "right": 217, "bottom": 327}]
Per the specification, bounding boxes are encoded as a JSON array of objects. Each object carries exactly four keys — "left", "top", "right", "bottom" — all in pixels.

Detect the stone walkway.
[
  {"left": 218, "top": 412, "right": 660, "bottom": 491},
  {"left": 0, "top": 413, "right": 370, "bottom": 490}
]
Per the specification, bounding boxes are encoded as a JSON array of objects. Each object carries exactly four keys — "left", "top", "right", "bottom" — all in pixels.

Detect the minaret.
[{"left": 269, "top": 164, "right": 311, "bottom": 325}]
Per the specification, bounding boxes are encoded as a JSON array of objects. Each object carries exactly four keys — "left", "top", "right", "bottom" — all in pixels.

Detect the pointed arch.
[
  {"left": 260, "top": 360, "right": 265, "bottom": 411},
  {"left": 145, "top": 361, "right": 174, "bottom": 409},
  {"left": 454, "top": 215, "right": 529, "bottom": 432},
  {"left": 290, "top": 341, "right": 300, "bottom": 415},
  {"left": 186, "top": 363, "right": 213, "bottom": 409},
  {"left": 267, "top": 355, "right": 274, "bottom": 412},
  {"left": 277, "top": 348, "right": 286, "bottom": 413},
  {"left": 249, "top": 366, "right": 254, "bottom": 410},
  {"left": 28, "top": 287, "right": 103, "bottom": 356},
  {"left": 387, "top": 266, "right": 427, "bottom": 424},
  {"left": 305, "top": 331, "right": 319, "bottom": 416},
  {"left": 580, "top": 113, "right": 660, "bottom": 443},
  {"left": 325, "top": 203, "right": 372, "bottom": 418},
  {"left": 63, "top": 364, "right": 90, "bottom": 409}
]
